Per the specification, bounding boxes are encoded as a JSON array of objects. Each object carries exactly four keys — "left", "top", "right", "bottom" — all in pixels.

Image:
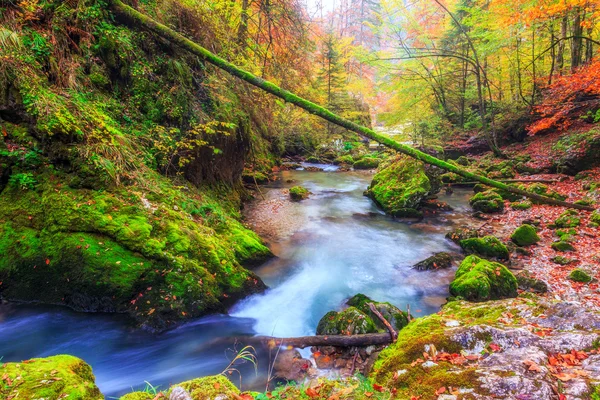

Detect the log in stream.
[
  {"left": 109, "top": 0, "right": 595, "bottom": 212},
  {"left": 232, "top": 333, "right": 393, "bottom": 349}
]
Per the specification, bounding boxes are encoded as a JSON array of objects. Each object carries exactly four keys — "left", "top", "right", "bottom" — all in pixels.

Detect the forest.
[{"left": 0, "top": 0, "right": 600, "bottom": 399}]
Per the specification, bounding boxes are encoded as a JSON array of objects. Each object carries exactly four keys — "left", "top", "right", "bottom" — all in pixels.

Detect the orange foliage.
[{"left": 528, "top": 57, "right": 600, "bottom": 135}]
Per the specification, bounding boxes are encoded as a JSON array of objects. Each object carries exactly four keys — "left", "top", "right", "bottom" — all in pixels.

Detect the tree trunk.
[
  {"left": 109, "top": 0, "right": 596, "bottom": 212},
  {"left": 234, "top": 333, "right": 393, "bottom": 348}
]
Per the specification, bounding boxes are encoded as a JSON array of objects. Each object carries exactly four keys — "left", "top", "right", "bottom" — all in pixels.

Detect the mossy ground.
[{"left": 0, "top": 355, "right": 102, "bottom": 400}]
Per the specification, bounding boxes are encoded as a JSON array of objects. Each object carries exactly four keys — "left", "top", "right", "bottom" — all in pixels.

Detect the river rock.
[
  {"left": 364, "top": 154, "right": 434, "bottom": 218},
  {"left": 449, "top": 255, "right": 517, "bottom": 301},
  {"left": 346, "top": 293, "right": 409, "bottom": 332},
  {"left": 412, "top": 252, "right": 454, "bottom": 271},
  {"left": 169, "top": 386, "right": 192, "bottom": 400},
  {"left": 273, "top": 349, "right": 312, "bottom": 381}
]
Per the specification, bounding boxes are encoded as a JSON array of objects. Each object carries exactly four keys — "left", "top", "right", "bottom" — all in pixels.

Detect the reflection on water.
[{"left": 0, "top": 166, "right": 471, "bottom": 397}]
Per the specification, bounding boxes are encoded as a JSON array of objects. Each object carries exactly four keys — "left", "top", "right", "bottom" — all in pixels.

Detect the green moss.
[
  {"left": 511, "top": 200, "right": 532, "bottom": 210},
  {"left": 365, "top": 155, "right": 431, "bottom": 216},
  {"left": 346, "top": 294, "right": 409, "bottom": 332},
  {"left": 289, "top": 185, "right": 309, "bottom": 201},
  {"left": 316, "top": 307, "right": 377, "bottom": 335},
  {"left": 242, "top": 171, "right": 269, "bottom": 184},
  {"left": 551, "top": 241, "right": 575, "bottom": 252},
  {"left": 120, "top": 393, "right": 154, "bottom": 400},
  {"left": 449, "top": 255, "right": 517, "bottom": 301},
  {"left": 511, "top": 224, "right": 540, "bottom": 246},
  {"left": 166, "top": 375, "right": 239, "bottom": 400},
  {"left": 353, "top": 157, "right": 380, "bottom": 169},
  {"left": 569, "top": 268, "right": 592, "bottom": 283},
  {"left": 460, "top": 235, "right": 510, "bottom": 260},
  {"left": 469, "top": 190, "right": 504, "bottom": 213},
  {"left": 333, "top": 154, "right": 354, "bottom": 165},
  {"left": 0, "top": 172, "right": 269, "bottom": 330},
  {"left": 552, "top": 255, "right": 575, "bottom": 265},
  {"left": 553, "top": 210, "right": 581, "bottom": 228},
  {"left": 515, "top": 271, "right": 548, "bottom": 293},
  {"left": 591, "top": 210, "right": 600, "bottom": 225},
  {"left": 445, "top": 227, "right": 479, "bottom": 245},
  {"left": 0, "top": 355, "right": 102, "bottom": 399}
]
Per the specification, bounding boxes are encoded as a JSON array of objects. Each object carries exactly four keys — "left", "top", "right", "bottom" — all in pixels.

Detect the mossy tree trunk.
[{"left": 110, "top": 0, "right": 595, "bottom": 212}]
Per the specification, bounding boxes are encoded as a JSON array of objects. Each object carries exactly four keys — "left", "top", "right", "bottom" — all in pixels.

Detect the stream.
[{"left": 0, "top": 165, "right": 472, "bottom": 397}]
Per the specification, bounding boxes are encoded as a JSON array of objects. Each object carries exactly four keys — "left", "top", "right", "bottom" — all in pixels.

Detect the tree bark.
[
  {"left": 236, "top": 333, "right": 393, "bottom": 348},
  {"left": 109, "top": 0, "right": 596, "bottom": 212}
]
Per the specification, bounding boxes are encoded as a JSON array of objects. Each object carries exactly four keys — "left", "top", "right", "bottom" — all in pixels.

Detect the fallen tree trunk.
[
  {"left": 236, "top": 333, "right": 393, "bottom": 349},
  {"left": 449, "top": 178, "right": 559, "bottom": 187},
  {"left": 109, "top": 0, "right": 595, "bottom": 212}
]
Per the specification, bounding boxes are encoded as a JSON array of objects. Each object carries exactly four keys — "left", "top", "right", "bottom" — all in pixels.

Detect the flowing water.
[{"left": 0, "top": 166, "right": 472, "bottom": 397}]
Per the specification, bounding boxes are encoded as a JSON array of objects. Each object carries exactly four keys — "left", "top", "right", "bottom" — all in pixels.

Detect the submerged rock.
[
  {"left": 412, "top": 252, "right": 454, "bottom": 271},
  {"left": 449, "top": 255, "right": 517, "bottom": 301}
]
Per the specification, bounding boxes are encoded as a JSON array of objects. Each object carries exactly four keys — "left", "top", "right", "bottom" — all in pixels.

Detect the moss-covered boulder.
[
  {"left": 242, "top": 170, "right": 269, "bottom": 184},
  {"left": 346, "top": 294, "right": 409, "bottom": 332},
  {"left": 0, "top": 355, "right": 102, "bottom": 399},
  {"left": 511, "top": 224, "right": 540, "bottom": 246},
  {"left": 552, "top": 209, "right": 581, "bottom": 228},
  {"left": 446, "top": 227, "right": 480, "bottom": 245},
  {"left": 289, "top": 185, "right": 309, "bottom": 201},
  {"left": 333, "top": 154, "right": 354, "bottom": 165},
  {"left": 569, "top": 268, "right": 593, "bottom": 283},
  {"left": 353, "top": 157, "right": 380, "bottom": 169},
  {"left": 460, "top": 236, "right": 510, "bottom": 260},
  {"left": 316, "top": 307, "right": 377, "bottom": 335},
  {"left": 449, "top": 255, "right": 518, "bottom": 301},
  {"left": 511, "top": 200, "right": 532, "bottom": 210},
  {"left": 591, "top": 210, "right": 600, "bottom": 226},
  {"left": 515, "top": 271, "right": 548, "bottom": 293},
  {"left": 469, "top": 190, "right": 504, "bottom": 213},
  {"left": 412, "top": 252, "right": 454, "bottom": 271},
  {"left": 551, "top": 240, "right": 576, "bottom": 252},
  {"left": 0, "top": 172, "right": 270, "bottom": 331},
  {"left": 365, "top": 155, "right": 433, "bottom": 218}
]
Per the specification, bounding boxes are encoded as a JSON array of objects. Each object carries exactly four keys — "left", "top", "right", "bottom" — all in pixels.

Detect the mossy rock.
[
  {"left": 0, "top": 355, "right": 102, "bottom": 399},
  {"left": 446, "top": 227, "right": 480, "bottom": 245},
  {"left": 469, "top": 190, "right": 504, "bottom": 213},
  {"left": 353, "top": 157, "right": 380, "bottom": 169},
  {"left": 552, "top": 210, "right": 581, "bottom": 228},
  {"left": 166, "top": 375, "right": 239, "bottom": 400},
  {"left": 449, "top": 255, "right": 517, "bottom": 301},
  {"left": 511, "top": 200, "right": 532, "bottom": 210},
  {"left": 515, "top": 271, "right": 548, "bottom": 293},
  {"left": 333, "top": 155, "right": 354, "bottom": 165},
  {"left": 289, "top": 185, "right": 309, "bottom": 201},
  {"left": 456, "top": 156, "right": 471, "bottom": 166},
  {"left": 440, "top": 172, "right": 463, "bottom": 183},
  {"left": 511, "top": 224, "right": 540, "bottom": 246},
  {"left": 316, "top": 307, "right": 377, "bottom": 335},
  {"left": 460, "top": 236, "right": 510, "bottom": 260},
  {"left": 0, "top": 173, "right": 270, "bottom": 330},
  {"left": 552, "top": 256, "right": 576, "bottom": 265},
  {"left": 412, "top": 252, "right": 454, "bottom": 271},
  {"left": 591, "top": 211, "right": 600, "bottom": 225},
  {"left": 120, "top": 393, "right": 154, "bottom": 400},
  {"left": 346, "top": 294, "right": 409, "bottom": 332},
  {"left": 306, "top": 156, "right": 320, "bottom": 163},
  {"left": 569, "top": 268, "right": 592, "bottom": 283},
  {"left": 551, "top": 241, "right": 575, "bottom": 252},
  {"left": 365, "top": 155, "right": 431, "bottom": 216}
]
